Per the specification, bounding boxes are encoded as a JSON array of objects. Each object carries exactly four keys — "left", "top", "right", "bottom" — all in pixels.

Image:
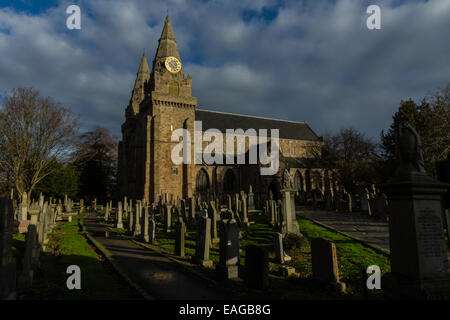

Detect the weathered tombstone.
[
  {"left": 311, "top": 238, "right": 345, "bottom": 292},
  {"left": 116, "top": 201, "right": 123, "bottom": 229},
  {"left": 242, "top": 194, "right": 249, "bottom": 226},
  {"left": 189, "top": 197, "right": 196, "bottom": 220},
  {"left": 382, "top": 121, "right": 450, "bottom": 299},
  {"left": 149, "top": 219, "right": 156, "bottom": 244},
  {"left": 217, "top": 219, "right": 240, "bottom": 279},
  {"left": 194, "top": 217, "right": 212, "bottom": 267},
  {"left": 128, "top": 203, "right": 134, "bottom": 232},
  {"left": 281, "top": 188, "right": 301, "bottom": 236},
  {"left": 38, "top": 193, "right": 44, "bottom": 209},
  {"left": 28, "top": 203, "right": 40, "bottom": 225},
  {"left": 274, "top": 232, "right": 284, "bottom": 263},
  {"left": 248, "top": 185, "right": 255, "bottom": 210},
  {"left": 227, "top": 194, "right": 232, "bottom": 210},
  {"left": 360, "top": 189, "right": 370, "bottom": 214},
  {"left": 141, "top": 206, "right": 149, "bottom": 242},
  {"left": 345, "top": 192, "right": 352, "bottom": 213},
  {"left": 104, "top": 203, "right": 110, "bottom": 222},
  {"left": 0, "top": 198, "right": 17, "bottom": 299},
  {"left": 164, "top": 204, "right": 172, "bottom": 232},
  {"left": 20, "top": 192, "right": 28, "bottom": 221},
  {"left": 175, "top": 219, "right": 186, "bottom": 257},
  {"left": 18, "top": 224, "right": 37, "bottom": 288},
  {"left": 133, "top": 202, "right": 141, "bottom": 237},
  {"left": 245, "top": 245, "right": 268, "bottom": 290}
]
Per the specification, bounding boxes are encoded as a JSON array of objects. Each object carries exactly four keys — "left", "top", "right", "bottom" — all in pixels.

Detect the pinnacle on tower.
[
  {"left": 129, "top": 52, "right": 150, "bottom": 114},
  {"left": 153, "top": 15, "right": 181, "bottom": 69}
]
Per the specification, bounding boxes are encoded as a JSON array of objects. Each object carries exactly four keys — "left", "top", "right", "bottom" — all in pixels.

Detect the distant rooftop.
[{"left": 195, "top": 109, "right": 320, "bottom": 141}]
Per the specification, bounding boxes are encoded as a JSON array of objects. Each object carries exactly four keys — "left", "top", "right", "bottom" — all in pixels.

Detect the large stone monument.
[
  {"left": 382, "top": 121, "right": 450, "bottom": 299},
  {"left": 280, "top": 170, "right": 301, "bottom": 236}
]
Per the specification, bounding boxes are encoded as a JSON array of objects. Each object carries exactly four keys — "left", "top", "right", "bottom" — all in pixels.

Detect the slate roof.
[{"left": 195, "top": 109, "right": 321, "bottom": 141}]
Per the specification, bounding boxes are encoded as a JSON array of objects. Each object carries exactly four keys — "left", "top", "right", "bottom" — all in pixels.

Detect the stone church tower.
[{"left": 118, "top": 16, "right": 197, "bottom": 203}]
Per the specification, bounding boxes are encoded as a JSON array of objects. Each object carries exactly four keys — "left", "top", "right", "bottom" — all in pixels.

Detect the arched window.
[
  {"left": 294, "top": 170, "right": 303, "bottom": 191},
  {"left": 223, "top": 169, "right": 235, "bottom": 194},
  {"left": 196, "top": 169, "right": 209, "bottom": 193},
  {"left": 168, "top": 82, "right": 179, "bottom": 96}
]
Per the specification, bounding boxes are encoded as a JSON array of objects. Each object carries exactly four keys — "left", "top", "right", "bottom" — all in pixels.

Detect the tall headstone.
[
  {"left": 149, "top": 219, "right": 156, "bottom": 244},
  {"left": 0, "top": 198, "right": 17, "bottom": 299},
  {"left": 175, "top": 219, "right": 186, "bottom": 257},
  {"left": 248, "top": 185, "right": 255, "bottom": 210},
  {"left": 164, "top": 204, "right": 172, "bottom": 232},
  {"left": 274, "top": 232, "right": 284, "bottom": 263},
  {"left": 141, "top": 206, "right": 149, "bottom": 242},
  {"left": 311, "top": 238, "right": 345, "bottom": 292},
  {"left": 133, "top": 202, "right": 141, "bottom": 237},
  {"left": 217, "top": 219, "right": 240, "bottom": 279},
  {"left": 242, "top": 194, "right": 249, "bottom": 226},
  {"left": 194, "top": 217, "right": 212, "bottom": 267},
  {"left": 280, "top": 188, "right": 300, "bottom": 236},
  {"left": 18, "top": 224, "right": 37, "bottom": 288},
  {"left": 116, "top": 201, "right": 123, "bottom": 229},
  {"left": 245, "top": 245, "right": 268, "bottom": 290},
  {"left": 20, "top": 192, "right": 28, "bottom": 221}
]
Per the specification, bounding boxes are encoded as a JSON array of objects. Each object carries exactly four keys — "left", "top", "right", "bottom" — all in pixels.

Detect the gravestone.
[
  {"left": 194, "top": 217, "right": 212, "bottom": 267},
  {"left": 141, "top": 206, "right": 149, "bottom": 242},
  {"left": 360, "top": 189, "right": 371, "bottom": 214},
  {"left": 116, "top": 201, "right": 123, "bottom": 229},
  {"left": 189, "top": 197, "right": 196, "bottom": 220},
  {"left": 248, "top": 185, "right": 255, "bottom": 210},
  {"left": 217, "top": 219, "right": 240, "bottom": 279},
  {"left": 20, "top": 192, "right": 28, "bottom": 221},
  {"left": 274, "top": 232, "right": 284, "bottom": 263},
  {"left": 149, "top": 219, "right": 156, "bottom": 244},
  {"left": 18, "top": 224, "right": 37, "bottom": 288},
  {"left": 164, "top": 204, "right": 172, "bottom": 232},
  {"left": 281, "top": 189, "right": 300, "bottom": 236},
  {"left": 133, "top": 202, "right": 142, "bottom": 237},
  {"left": 242, "top": 194, "right": 249, "bottom": 226},
  {"left": 382, "top": 121, "right": 450, "bottom": 299},
  {"left": 128, "top": 203, "right": 134, "bottom": 232},
  {"left": 245, "top": 245, "right": 268, "bottom": 290},
  {"left": 227, "top": 194, "right": 232, "bottom": 210},
  {"left": 311, "top": 238, "right": 345, "bottom": 292},
  {"left": 0, "top": 198, "right": 17, "bottom": 299},
  {"left": 104, "top": 203, "right": 109, "bottom": 222},
  {"left": 175, "top": 219, "right": 186, "bottom": 257},
  {"left": 28, "top": 203, "right": 40, "bottom": 225}
]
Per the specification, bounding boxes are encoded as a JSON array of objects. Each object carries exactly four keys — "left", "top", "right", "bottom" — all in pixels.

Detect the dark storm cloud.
[{"left": 0, "top": 0, "right": 448, "bottom": 139}]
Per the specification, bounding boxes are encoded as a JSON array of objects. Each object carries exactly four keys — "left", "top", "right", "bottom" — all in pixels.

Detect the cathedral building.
[{"left": 117, "top": 16, "right": 325, "bottom": 205}]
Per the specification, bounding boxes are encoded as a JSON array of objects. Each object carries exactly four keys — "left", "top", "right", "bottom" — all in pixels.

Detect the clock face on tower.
[{"left": 164, "top": 56, "right": 182, "bottom": 73}]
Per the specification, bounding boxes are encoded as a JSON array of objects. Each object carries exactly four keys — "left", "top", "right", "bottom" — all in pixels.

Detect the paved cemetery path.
[
  {"left": 83, "top": 215, "right": 227, "bottom": 300},
  {"left": 297, "top": 208, "right": 390, "bottom": 251}
]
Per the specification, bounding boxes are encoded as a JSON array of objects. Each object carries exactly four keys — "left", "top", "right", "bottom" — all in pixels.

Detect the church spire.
[
  {"left": 129, "top": 52, "right": 150, "bottom": 115},
  {"left": 153, "top": 15, "right": 181, "bottom": 70}
]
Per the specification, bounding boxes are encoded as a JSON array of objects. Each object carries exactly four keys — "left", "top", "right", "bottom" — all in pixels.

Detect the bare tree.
[
  {"left": 0, "top": 88, "right": 79, "bottom": 199},
  {"left": 305, "top": 127, "right": 382, "bottom": 193}
]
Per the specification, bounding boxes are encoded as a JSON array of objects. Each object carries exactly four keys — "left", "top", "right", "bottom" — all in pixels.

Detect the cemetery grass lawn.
[
  {"left": 145, "top": 214, "right": 388, "bottom": 299},
  {"left": 19, "top": 215, "right": 135, "bottom": 300}
]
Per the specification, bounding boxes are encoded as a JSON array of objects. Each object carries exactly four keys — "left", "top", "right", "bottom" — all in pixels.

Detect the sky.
[{"left": 0, "top": 0, "right": 448, "bottom": 141}]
